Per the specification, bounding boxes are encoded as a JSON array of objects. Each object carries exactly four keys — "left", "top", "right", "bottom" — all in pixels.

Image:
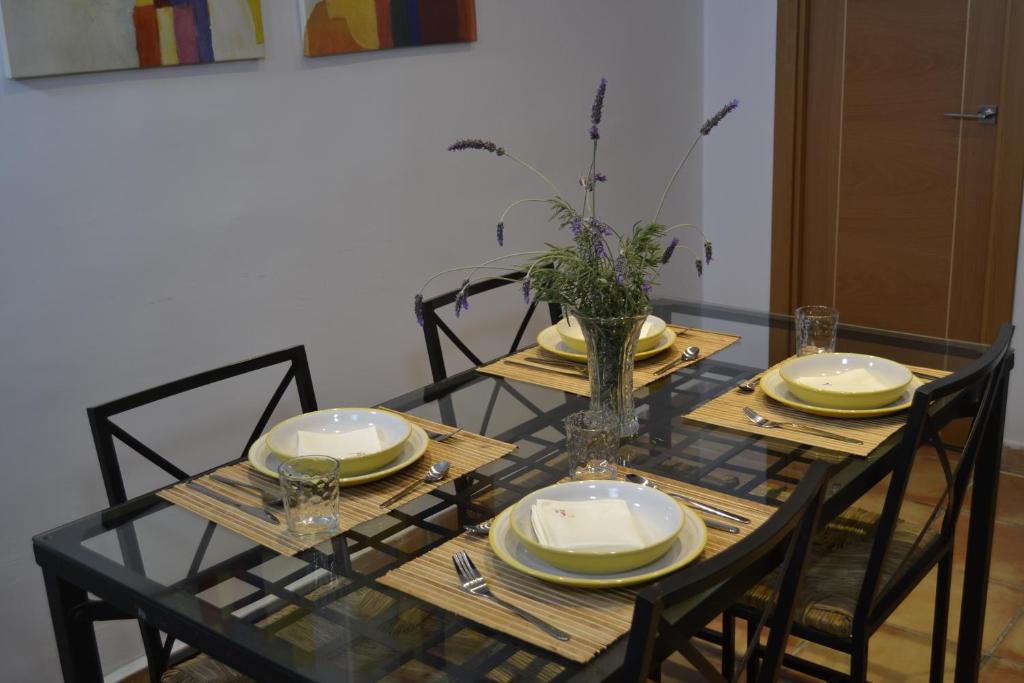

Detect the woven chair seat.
[
  {"left": 742, "top": 506, "right": 937, "bottom": 638},
  {"left": 161, "top": 654, "right": 252, "bottom": 682}
]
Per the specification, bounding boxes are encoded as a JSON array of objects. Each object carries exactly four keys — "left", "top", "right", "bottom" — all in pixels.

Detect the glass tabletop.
[{"left": 34, "top": 299, "right": 987, "bottom": 682}]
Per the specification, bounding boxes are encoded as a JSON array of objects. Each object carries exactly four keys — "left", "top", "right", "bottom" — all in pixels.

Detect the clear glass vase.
[{"left": 571, "top": 311, "right": 648, "bottom": 438}]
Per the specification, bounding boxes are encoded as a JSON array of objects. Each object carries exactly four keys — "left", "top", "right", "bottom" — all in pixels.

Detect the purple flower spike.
[
  {"left": 570, "top": 217, "right": 583, "bottom": 236},
  {"left": 592, "top": 218, "right": 613, "bottom": 236},
  {"left": 414, "top": 293, "right": 424, "bottom": 326},
  {"left": 521, "top": 279, "right": 531, "bottom": 304},
  {"left": 589, "top": 125, "right": 600, "bottom": 140},
  {"left": 591, "top": 77, "right": 607, "bottom": 126},
  {"left": 448, "top": 139, "right": 506, "bottom": 156},
  {"left": 595, "top": 172, "right": 607, "bottom": 183},
  {"left": 496, "top": 221, "right": 504, "bottom": 246},
  {"left": 614, "top": 255, "right": 626, "bottom": 284},
  {"left": 454, "top": 279, "right": 470, "bottom": 316},
  {"left": 700, "top": 99, "right": 739, "bottom": 136},
  {"left": 642, "top": 283, "right": 653, "bottom": 295},
  {"left": 704, "top": 240, "right": 713, "bottom": 264},
  {"left": 594, "top": 239, "right": 606, "bottom": 259},
  {"left": 695, "top": 259, "right": 704, "bottom": 277},
  {"left": 661, "top": 237, "right": 679, "bottom": 264}
]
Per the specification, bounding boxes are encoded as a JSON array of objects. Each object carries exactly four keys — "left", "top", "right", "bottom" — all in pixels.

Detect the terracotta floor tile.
[
  {"left": 886, "top": 568, "right": 1021, "bottom": 652},
  {"left": 954, "top": 521, "right": 1024, "bottom": 586},
  {"left": 793, "top": 625, "right": 956, "bottom": 682},
  {"left": 979, "top": 656, "right": 1024, "bottom": 681},
  {"left": 994, "top": 616, "right": 1024, "bottom": 662},
  {"left": 904, "top": 450, "right": 958, "bottom": 507}
]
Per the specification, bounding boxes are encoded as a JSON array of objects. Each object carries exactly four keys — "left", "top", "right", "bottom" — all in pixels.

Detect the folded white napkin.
[
  {"left": 297, "top": 426, "right": 382, "bottom": 459},
  {"left": 530, "top": 498, "right": 648, "bottom": 552},
  {"left": 796, "top": 368, "right": 890, "bottom": 392}
]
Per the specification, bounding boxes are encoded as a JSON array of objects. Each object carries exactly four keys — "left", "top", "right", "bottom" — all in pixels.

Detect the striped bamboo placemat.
[
  {"left": 477, "top": 325, "right": 740, "bottom": 397},
  {"left": 377, "top": 467, "right": 774, "bottom": 663},
  {"left": 684, "top": 362, "right": 951, "bottom": 457},
  {"left": 157, "top": 413, "right": 516, "bottom": 556}
]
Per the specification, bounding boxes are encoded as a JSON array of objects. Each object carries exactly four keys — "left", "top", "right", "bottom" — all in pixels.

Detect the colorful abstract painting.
[
  {"left": 301, "top": 0, "right": 476, "bottom": 58},
  {"left": 0, "top": 0, "right": 265, "bottom": 79}
]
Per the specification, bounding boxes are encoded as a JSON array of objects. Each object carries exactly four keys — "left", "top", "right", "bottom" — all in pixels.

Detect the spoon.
[
  {"left": 653, "top": 345, "right": 701, "bottom": 376},
  {"left": 736, "top": 377, "right": 761, "bottom": 393},
  {"left": 209, "top": 474, "right": 284, "bottom": 508},
  {"left": 625, "top": 474, "right": 750, "bottom": 524},
  {"left": 380, "top": 460, "right": 451, "bottom": 508},
  {"left": 464, "top": 520, "right": 493, "bottom": 534}
]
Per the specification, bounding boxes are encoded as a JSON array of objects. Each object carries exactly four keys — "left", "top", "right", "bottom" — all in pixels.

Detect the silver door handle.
[{"left": 943, "top": 105, "right": 998, "bottom": 124}]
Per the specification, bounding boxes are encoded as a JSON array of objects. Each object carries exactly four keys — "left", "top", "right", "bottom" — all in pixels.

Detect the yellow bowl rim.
[{"left": 778, "top": 353, "right": 913, "bottom": 398}]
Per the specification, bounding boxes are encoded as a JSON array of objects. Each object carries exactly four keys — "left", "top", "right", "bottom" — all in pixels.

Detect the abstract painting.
[
  {"left": 0, "top": 0, "right": 265, "bottom": 79},
  {"left": 301, "top": 0, "right": 475, "bottom": 58}
]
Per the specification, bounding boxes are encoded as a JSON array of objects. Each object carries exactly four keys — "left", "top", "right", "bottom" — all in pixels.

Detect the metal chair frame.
[
  {"left": 734, "top": 324, "right": 1014, "bottom": 682},
  {"left": 85, "top": 345, "right": 317, "bottom": 681},
  {"left": 419, "top": 270, "right": 561, "bottom": 383},
  {"left": 621, "top": 460, "right": 831, "bottom": 683}
]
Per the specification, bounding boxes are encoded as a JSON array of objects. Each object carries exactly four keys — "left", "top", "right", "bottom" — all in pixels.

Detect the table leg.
[
  {"left": 954, "top": 369, "right": 1010, "bottom": 682},
  {"left": 43, "top": 569, "right": 103, "bottom": 683}
]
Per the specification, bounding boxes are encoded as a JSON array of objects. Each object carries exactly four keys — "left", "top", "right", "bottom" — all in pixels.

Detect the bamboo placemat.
[
  {"left": 477, "top": 325, "right": 741, "bottom": 397},
  {"left": 377, "top": 466, "right": 774, "bottom": 663},
  {"left": 157, "top": 413, "right": 517, "bottom": 556},
  {"left": 684, "top": 362, "right": 951, "bottom": 457}
]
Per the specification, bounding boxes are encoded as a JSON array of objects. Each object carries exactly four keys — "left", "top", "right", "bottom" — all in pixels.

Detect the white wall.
[
  {"left": 0, "top": 1, "right": 703, "bottom": 679},
  {"left": 1007, "top": 203, "right": 1024, "bottom": 446}
]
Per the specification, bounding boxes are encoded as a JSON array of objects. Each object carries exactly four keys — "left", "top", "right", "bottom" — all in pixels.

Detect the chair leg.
[
  {"left": 850, "top": 635, "right": 868, "bottom": 683},
  {"left": 722, "top": 612, "right": 736, "bottom": 680},
  {"left": 930, "top": 553, "right": 954, "bottom": 682},
  {"left": 745, "top": 616, "right": 759, "bottom": 682}
]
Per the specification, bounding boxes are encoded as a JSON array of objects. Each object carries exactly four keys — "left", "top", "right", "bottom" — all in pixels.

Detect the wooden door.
[{"left": 770, "top": 0, "right": 1024, "bottom": 358}]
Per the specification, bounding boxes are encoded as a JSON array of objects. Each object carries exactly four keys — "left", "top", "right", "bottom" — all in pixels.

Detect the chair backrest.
[
  {"left": 854, "top": 324, "right": 1014, "bottom": 627},
  {"left": 622, "top": 460, "right": 831, "bottom": 683},
  {"left": 420, "top": 270, "right": 561, "bottom": 382},
  {"left": 87, "top": 346, "right": 317, "bottom": 506}
]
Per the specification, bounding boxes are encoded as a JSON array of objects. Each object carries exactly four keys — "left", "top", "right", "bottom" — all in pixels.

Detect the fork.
[
  {"left": 742, "top": 406, "right": 864, "bottom": 445},
  {"left": 430, "top": 428, "right": 463, "bottom": 443},
  {"left": 451, "top": 551, "right": 570, "bottom": 641}
]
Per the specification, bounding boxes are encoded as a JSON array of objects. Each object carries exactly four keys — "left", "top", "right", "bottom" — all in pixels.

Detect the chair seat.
[
  {"left": 742, "top": 506, "right": 937, "bottom": 638},
  {"left": 161, "top": 654, "right": 252, "bottom": 682}
]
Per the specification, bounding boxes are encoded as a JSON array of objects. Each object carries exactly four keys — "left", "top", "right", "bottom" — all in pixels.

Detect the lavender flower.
[
  {"left": 661, "top": 237, "right": 679, "bottom": 264},
  {"left": 595, "top": 172, "right": 607, "bottom": 183},
  {"left": 695, "top": 259, "right": 704, "bottom": 277},
  {"left": 700, "top": 99, "right": 739, "bottom": 136},
  {"left": 591, "top": 78, "right": 607, "bottom": 126},
  {"left": 614, "top": 255, "right": 626, "bottom": 284},
  {"left": 642, "top": 283, "right": 653, "bottom": 295},
  {"left": 454, "top": 279, "right": 470, "bottom": 316},
  {"left": 594, "top": 239, "right": 606, "bottom": 259},
  {"left": 589, "top": 125, "right": 600, "bottom": 140},
  {"left": 414, "top": 293, "right": 424, "bottom": 326},
  {"left": 704, "top": 240, "right": 713, "bottom": 264},
  {"left": 570, "top": 216, "right": 583, "bottom": 236},
  {"left": 496, "top": 221, "right": 504, "bottom": 246},
  {"left": 521, "top": 279, "right": 531, "bottom": 304},
  {"left": 448, "top": 139, "right": 506, "bottom": 156}
]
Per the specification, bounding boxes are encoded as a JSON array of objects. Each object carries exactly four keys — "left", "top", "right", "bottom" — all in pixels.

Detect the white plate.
[
  {"left": 488, "top": 503, "right": 706, "bottom": 588},
  {"left": 760, "top": 368, "right": 924, "bottom": 419},
  {"left": 535, "top": 325, "right": 678, "bottom": 363},
  {"left": 248, "top": 424, "right": 429, "bottom": 486}
]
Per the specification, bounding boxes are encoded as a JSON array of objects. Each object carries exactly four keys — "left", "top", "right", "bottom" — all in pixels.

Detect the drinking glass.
[
  {"left": 565, "top": 410, "right": 619, "bottom": 480},
  {"left": 795, "top": 305, "right": 839, "bottom": 356},
  {"left": 278, "top": 455, "right": 340, "bottom": 535}
]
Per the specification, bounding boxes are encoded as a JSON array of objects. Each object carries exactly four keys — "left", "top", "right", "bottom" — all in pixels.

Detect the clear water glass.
[
  {"left": 795, "top": 305, "right": 839, "bottom": 356},
  {"left": 278, "top": 455, "right": 340, "bottom": 535},
  {"left": 565, "top": 410, "right": 619, "bottom": 480}
]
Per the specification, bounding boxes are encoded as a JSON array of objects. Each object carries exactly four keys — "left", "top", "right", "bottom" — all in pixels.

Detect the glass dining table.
[{"left": 33, "top": 300, "right": 1003, "bottom": 682}]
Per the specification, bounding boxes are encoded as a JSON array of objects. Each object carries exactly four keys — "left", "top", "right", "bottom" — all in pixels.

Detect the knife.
[
  {"left": 187, "top": 481, "right": 280, "bottom": 525},
  {"left": 703, "top": 518, "right": 740, "bottom": 534},
  {"left": 506, "top": 360, "right": 586, "bottom": 377},
  {"left": 671, "top": 494, "right": 751, "bottom": 524}
]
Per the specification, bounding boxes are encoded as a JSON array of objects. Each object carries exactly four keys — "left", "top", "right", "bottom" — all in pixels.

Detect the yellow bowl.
[
  {"left": 266, "top": 408, "right": 411, "bottom": 477},
  {"left": 778, "top": 353, "right": 912, "bottom": 410},
  {"left": 555, "top": 315, "right": 667, "bottom": 354},
  {"left": 508, "top": 480, "right": 683, "bottom": 574}
]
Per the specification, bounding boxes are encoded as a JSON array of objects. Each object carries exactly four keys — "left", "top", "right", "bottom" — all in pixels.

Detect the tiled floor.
[{"left": 664, "top": 450, "right": 1024, "bottom": 682}]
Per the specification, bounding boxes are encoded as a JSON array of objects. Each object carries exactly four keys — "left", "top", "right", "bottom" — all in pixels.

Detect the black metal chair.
[
  {"left": 86, "top": 346, "right": 317, "bottom": 682},
  {"left": 620, "top": 460, "right": 831, "bottom": 682},
  {"left": 420, "top": 270, "right": 561, "bottom": 382},
  {"left": 735, "top": 324, "right": 1014, "bottom": 682}
]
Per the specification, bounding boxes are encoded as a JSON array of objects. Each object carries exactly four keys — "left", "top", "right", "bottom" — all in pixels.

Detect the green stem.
[
  {"left": 653, "top": 133, "right": 702, "bottom": 224},
  {"left": 418, "top": 252, "right": 548, "bottom": 294},
  {"left": 503, "top": 151, "right": 562, "bottom": 196},
  {"left": 498, "top": 198, "right": 548, "bottom": 226}
]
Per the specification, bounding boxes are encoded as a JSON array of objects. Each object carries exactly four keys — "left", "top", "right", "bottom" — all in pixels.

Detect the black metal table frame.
[{"left": 33, "top": 301, "right": 1005, "bottom": 682}]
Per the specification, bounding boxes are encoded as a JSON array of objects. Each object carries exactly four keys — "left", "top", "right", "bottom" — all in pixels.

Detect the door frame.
[{"left": 769, "top": 0, "right": 1024, "bottom": 342}]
